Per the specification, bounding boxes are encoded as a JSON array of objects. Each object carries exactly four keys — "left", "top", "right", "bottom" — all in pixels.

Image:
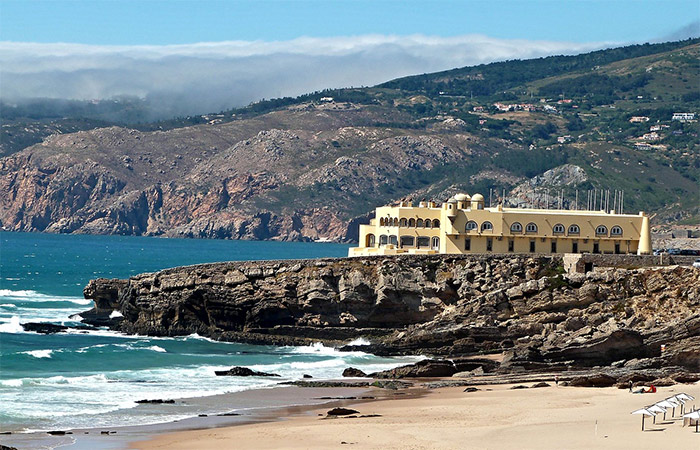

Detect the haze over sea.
[{"left": 0, "top": 232, "right": 416, "bottom": 433}]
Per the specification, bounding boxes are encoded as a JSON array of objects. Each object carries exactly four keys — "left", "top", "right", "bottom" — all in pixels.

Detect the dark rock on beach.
[
  {"left": 327, "top": 408, "right": 360, "bottom": 416},
  {"left": 1, "top": 445, "right": 19, "bottom": 450},
  {"left": 135, "top": 399, "right": 175, "bottom": 404},
  {"left": 569, "top": 373, "right": 617, "bottom": 387},
  {"left": 214, "top": 367, "right": 280, "bottom": 377},
  {"left": 342, "top": 367, "right": 368, "bottom": 377},
  {"left": 46, "top": 430, "right": 67, "bottom": 435},
  {"left": 531, "top": 382, "right": 550, "bottom": 388},
  {"left": 285, "top": 381, "right": 370, "bottom": 388},
  {"left": 369, "top": 360, "right": 457, "bottom": 379},
  {"left": 370, "top": 380, "right": 413, "bottom": 390}
]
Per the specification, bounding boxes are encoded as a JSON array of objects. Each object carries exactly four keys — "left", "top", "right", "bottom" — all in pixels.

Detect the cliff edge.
[{"left": 83, "top": 254, "right": 700, "bottom": 371}]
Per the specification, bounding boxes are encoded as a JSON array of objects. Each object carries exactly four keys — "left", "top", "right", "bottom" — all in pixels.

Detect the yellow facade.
[{"left": 349, "top": 193, "right": 652, "bottom": 257}]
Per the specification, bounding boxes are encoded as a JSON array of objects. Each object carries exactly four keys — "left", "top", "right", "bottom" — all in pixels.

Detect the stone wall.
[{"left": 565, "top": 253, "right": 697, "bottom": 273}]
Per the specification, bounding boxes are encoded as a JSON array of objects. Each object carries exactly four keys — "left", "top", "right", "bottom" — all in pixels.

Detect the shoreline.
[
  {"left": 132, "top": 380, "right": 700, "bottom": 450},
  {"left": 0, "top": 382, "right": 398, "bottom": 450}
]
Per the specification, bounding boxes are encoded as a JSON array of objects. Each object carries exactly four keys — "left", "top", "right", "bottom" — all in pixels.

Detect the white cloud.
[{"left": 0, "top": 35, "right": 609, "bottom": 118}]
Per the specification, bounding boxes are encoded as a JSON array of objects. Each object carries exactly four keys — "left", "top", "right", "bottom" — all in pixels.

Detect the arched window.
[
  {"left": 431, "top": 236, "right": 440, "bottom": 250},
  {"left": 568, "top": 224, "right": 580, "bottom": 235},
  {"left": 510, "top": 222, "right": 522, "bottom": 233},
  {"left": 408, "top": 218, "right": 416, "bottom": 227},
  {"left": 379, "top": 218, "right": 385, "bottom": 226},
  {"left": 417, "top": 219, "right": 424, "bottom": 227},
  {"left": 526, "top": 222, "right": 538, "bottom": 233},
  {"left": 389, "top": 235, "right": 398, "bottom": 246},
  {"left": 379, "top": 235, "right": 388, "bottom": 245},
  {"left": 399, "top": 218, "right": 407, "bottom": 227},
  {"left": 392, "top": 218, "right": 398, "bottom": 227},
  {"left": 366, "top": 234, "right": 375, "bottom": 247},
  {"left": 611, "top": 225, "right": 623, "bottom": 236},
  {"left": 595, "top": 225, "right": 608, "bottom": 236},
  {"left": 432, "top": 219, "right": 440, "bottom": 228},
  {"left": 481, "top": 221, "right": 493, "bottom": 232},
  {"left": 425, "top": 219, "right": 432, "bottom": 229},
  {"left": 553, "top": 223, "right": 565, "bottom": 234},
  {"left": 466, "top": 221, "right": 477, "bottom": 231}
]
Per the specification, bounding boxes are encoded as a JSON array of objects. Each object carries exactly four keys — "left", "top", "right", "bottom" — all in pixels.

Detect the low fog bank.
[{"left": 1, "top": 34, "right": 606, "bottom": 122}]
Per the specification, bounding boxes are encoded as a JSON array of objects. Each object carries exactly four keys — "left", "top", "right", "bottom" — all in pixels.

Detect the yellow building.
[{"left": 348, "top": 193, "right": 652, "bottom": 257}]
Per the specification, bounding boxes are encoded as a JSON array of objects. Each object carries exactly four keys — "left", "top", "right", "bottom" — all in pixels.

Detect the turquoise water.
[{"left": 0, "top": 232, "right": 414, "bottom": 432}]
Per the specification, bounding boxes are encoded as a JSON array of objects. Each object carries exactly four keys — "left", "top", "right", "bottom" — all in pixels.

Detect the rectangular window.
[
  {"left": 486, "top": 238, "right": 493, "bottom": 252},
  {"left": 614, "top": 243, "right": 620, "bottom": 254},
  {"left": 530, "top": 240, "right": 536, "bottom": 252},
  {"left": 551, "top": 241, "right": 557, "bottom": 253},
  {"left": 593, "top": 242, "right": 600, "bottom": 254},
  {"left": 465, "top": 238, "right": 471, "bottom": 251},
  {"left": 572, "top": 242, "right": 578, "bottom": 253},
  {"left": 508, "top": 240, "right": 514, "bottom": 252}
]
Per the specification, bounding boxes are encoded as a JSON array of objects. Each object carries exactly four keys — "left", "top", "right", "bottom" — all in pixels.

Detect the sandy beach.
[{"left": 134, "top": 382, "right": 700, "bottom": 450}]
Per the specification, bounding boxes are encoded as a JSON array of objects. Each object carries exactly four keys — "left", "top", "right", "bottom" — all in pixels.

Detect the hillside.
[{"left": 0, "top": 39, "right": 698, "bottom": 241}]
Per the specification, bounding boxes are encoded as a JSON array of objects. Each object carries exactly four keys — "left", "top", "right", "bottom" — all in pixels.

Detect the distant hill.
[{"left": 1, "top": 39, "right": 697, "bottom": 241}]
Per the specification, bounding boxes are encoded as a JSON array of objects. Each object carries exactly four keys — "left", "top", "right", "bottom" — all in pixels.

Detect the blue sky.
[{"left": 2, "top": 0, "right": 698, "bottom": 45}]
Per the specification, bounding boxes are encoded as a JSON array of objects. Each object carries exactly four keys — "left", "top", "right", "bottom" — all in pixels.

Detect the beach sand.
[{"left": 133, "top": 382, "right": 700, "bottom": 450}]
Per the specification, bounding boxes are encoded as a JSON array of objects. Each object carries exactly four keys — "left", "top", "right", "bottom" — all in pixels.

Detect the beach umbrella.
[
  {"left": 647, "top": 405, "right": 666, "bottom": 424},
  {"left": 677, "top": 393, "right": 694, "bottom": 401},
  {"left": 655, "top": 400, "right": 676, "bottom": 420},
  {"left": 682, "top": 410, "right": 700, "bottom": 433},
  {"left": 671, "top": 395, "right": 688, "bottom": 414},
  {"left": 665, "top": 398, "right": 680, "bottom": 417},
  {"left": 631, "top": 408, "right": 656, "bottom": 431}
]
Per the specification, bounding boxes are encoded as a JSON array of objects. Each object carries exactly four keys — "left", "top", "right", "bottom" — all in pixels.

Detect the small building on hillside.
[
  {"left": 672, "top": 112, "right": 695, "bottom": 122},
  {"left": 629, "top": 116, "right": 650, "bottom": 123},
  {"left": 348, "top": 194, "right": 652, "bottom": 257}
]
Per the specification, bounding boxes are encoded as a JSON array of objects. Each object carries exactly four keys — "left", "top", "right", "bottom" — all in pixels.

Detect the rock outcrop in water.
[{"left": 83, "top": 254, "right": 700, "bottom": 371}]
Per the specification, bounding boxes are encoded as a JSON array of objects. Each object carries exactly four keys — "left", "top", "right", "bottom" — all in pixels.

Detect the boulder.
[
  {"left": 670, "top": 371, "right": 700, "bottom": 383},
  {"left": 650, "top": 377, "right": 675, "bottom": 387},
  {"left": 342, "top": 367, "right": 368, "bottom": 378},
  {"left": 569, "top": 373, "right": 617, "bottom": 387},
  {"left": 327, "top": 408, "right": 359, "bottom": 416},
  {"left": 369, "top": 360, "right": 456, "bottom": 379},
  {"left": 531, "top": 382, "right": 550, "bottom": 388},
  {"left": 214, "top": 367, "right": 280, "bottom": 377}
]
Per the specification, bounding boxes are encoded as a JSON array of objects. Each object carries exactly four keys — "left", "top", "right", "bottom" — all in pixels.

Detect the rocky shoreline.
[{"left": 81, "top": 254, "right": 700, "bottom": 379}]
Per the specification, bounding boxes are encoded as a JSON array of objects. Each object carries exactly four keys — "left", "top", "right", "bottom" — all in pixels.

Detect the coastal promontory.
[{"left": 83, "top": 254, "right": 700, "bottom": 372}]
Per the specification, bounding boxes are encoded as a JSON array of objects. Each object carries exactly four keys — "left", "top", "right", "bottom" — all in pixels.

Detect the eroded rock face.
[{"left": 83, "top": 255, "right": 700, "bottom": 370}]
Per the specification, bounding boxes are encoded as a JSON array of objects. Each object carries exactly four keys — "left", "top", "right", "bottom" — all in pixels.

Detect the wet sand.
[
  {"left": 0, "top": 385, "right": 379, "bottom": 450},
  {"left": 134, "top": 382, "right": 700, "bottom": 450}
]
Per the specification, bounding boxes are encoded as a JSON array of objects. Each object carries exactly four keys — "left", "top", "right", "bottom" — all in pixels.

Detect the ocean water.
[{"left": 0, "top": 232, "right": 417, "bottom": 432}]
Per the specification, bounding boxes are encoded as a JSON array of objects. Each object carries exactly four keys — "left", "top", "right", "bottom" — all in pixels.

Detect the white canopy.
[
  {"left": 631, "top": 408, "right": 655, "bottom": 416},
  {"left": 656, "top": 400, "right": 677, "bottom": 409},
  {"left": 682, "top": 410, "right": 700, "bottom": 420},
  {"left": 677, "top": 393, "right": 695, "bottom": 401},
  {"left": 647, "top": 405, "right": 666, "bottom": 414}
]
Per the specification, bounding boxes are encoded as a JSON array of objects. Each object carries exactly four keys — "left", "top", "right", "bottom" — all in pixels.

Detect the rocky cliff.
[{"left": 83, "top": 254, "right": 700, "bottom": 370}]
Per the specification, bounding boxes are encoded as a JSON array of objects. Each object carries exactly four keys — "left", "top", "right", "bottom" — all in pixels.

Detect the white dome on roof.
[
  {"left": 471, "top": 193, "right": 484, "bottom": 202},
  {"left": 454, "top": 193, "right": 470, "bottom": 201},
  {"left": 447, "top": 197, "right": 457, "bottom": 203}
]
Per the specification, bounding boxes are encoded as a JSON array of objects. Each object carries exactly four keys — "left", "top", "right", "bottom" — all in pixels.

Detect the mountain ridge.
[{"left": 1, "top": 39, "right": 697, "bottom": 240}]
